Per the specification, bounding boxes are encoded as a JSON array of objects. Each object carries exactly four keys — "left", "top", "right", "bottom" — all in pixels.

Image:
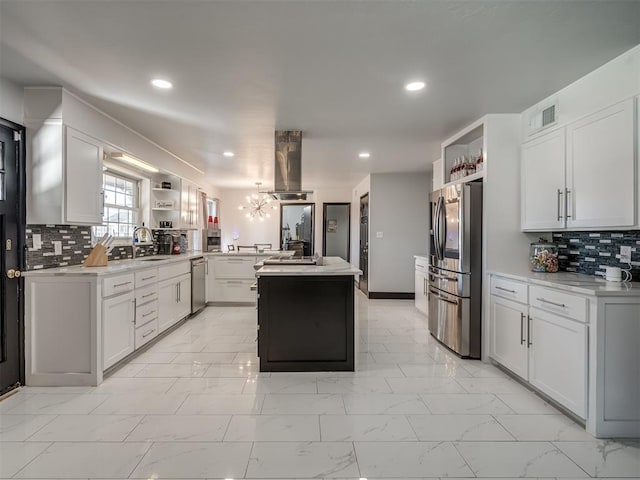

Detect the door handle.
[
  {"left": 495, "top": 286, "right": 516, "bottom": 294},
  {"left": 430, "top": 272, "right": 458, "bottom": 282},
  {"left": 557, "top": 189, "right": 563, "bottom": 221},
  {"left": 429, "top": 288, "right": 458, "bottom": 306},
  {"left": 527, "top": 316, "right": 532, "bottom": 348},
  {"left": 536, "top": 297, "right": 566, "bottom": 308},
  {"left": 520, "top": 313, "right": 525, "bottom": 345},
  {"left": 565, "top": 188, "right": 572, "bottom": 219},
  {"left": 6, "top": 269, "right": 21, "bottom": 279}
]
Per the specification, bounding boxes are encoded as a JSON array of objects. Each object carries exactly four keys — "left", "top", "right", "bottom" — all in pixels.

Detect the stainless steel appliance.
[
  {"left": 191, "top": 257, "right": 206, "bottom": 314},
  {"left": 158, "top": 233, "right": 173, "bottom": 255},
  {"left": 205, "top": 228, "right": 221, "bottom": 252},
  {"left": 429, "top": 181, "right": 482, "bottom": 358}
]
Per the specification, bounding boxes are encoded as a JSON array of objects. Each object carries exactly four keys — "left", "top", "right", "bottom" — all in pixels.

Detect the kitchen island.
[{"left": 255, "top": 256, "right": 362, "bottom": 372}]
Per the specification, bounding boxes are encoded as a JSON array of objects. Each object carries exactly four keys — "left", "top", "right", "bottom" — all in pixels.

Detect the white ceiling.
[{"left": 1, "top": 1, "right": 638, "bottom": 189}]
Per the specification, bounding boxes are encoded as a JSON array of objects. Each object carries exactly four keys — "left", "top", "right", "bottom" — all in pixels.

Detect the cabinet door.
[
  {"left": 205, "top": 258, "right": 216, "bottom": 302},
  {"left": 65, "top": 127, "right": 103, "bottom": 225},
  {"left": 158, "top": 279, "right": 179, "bottom": 333},
  {"left": 414, "top": 271, "right": 427, "bottom": 315},
  {"left": 528, "top": 307, "right": 587, "bottom": 418},
  {"left": 521, "top": 128, "right": 566, "bottom": 230},
  {"left": 176, "top": 274, "right": 192, "bottom": 320},
  {"left": 489, "top": 296, "right": 528, "bottom": 380},
  {"left": 566, "top": 98, "right": 635, "bottom": 228},
  {"left": 102, "top": 292, "right": 135, "bottom": 369}
]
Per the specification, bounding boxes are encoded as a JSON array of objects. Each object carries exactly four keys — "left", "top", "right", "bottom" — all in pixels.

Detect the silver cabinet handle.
[
  {"left": 495, "top": 286, "right": 516, "bottom": 293},
  {"left": 557, "top": 189, "right": 563, "bottom": 221},
  {"left": 178, "top": 282, "right": 181, "bottom": 302},
  {"left": 114, "top": 281, "right": 132, "bottom": 288},
  {"left": 527, "top": 316, "right": 532, "bottom": 348},
  {"left": 142, "top": 328, "right": 155, "bottom": 338},
  {"left": 520, "top": 313, "right": 525, "bottom": 345},
  {"left": 142, "top": 310, "right": 155, "bottom": 318},
  {"left": 142, "top": 292, "right": 156, "bottom": 299},
  {"left": 176, "top": 283, "right": 179, "bottom": 303},
  {"left": 142, "top": 275, "right": 155, "bottom": 281},
  {"left": 536, "top": 297, "right": 566, "bottom": 308},
  {"left": 565, "top": 188, "right": 572, "bottom": 219}
]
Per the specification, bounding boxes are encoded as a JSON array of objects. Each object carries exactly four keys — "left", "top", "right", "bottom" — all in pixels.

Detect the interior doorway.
[
  {"left": 280, "top": 203, "right": 314, "bottom": 256},
  {"left": 0, "top": 118, "right": 26, "bottom": 395},
  {"left": 359, "top": 193, "right": 369, "bottom": 295},
  {"left": 322, "top": 203, "right": 350, "bottom": 262}
]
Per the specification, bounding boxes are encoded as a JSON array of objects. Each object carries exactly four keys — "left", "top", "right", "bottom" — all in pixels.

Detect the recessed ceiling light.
[
  {"left": 405, "top": 81, "right": 426, "bottom": 92},
  {"left": 151, "top": 78, "right": 173, "bottom": 89},
  {"left": 359, "top": 152, "right": 371, "bottom": 159},
  {"left": 223, "top": 151, "right": 235, "bottom": 157}
]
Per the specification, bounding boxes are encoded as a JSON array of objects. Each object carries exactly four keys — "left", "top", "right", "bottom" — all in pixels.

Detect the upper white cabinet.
[
  {"left": 521, "top": 129, "right": 566, "bottom": 230},
  {"left": 566, "top": 99, "right": 635, "bottom": 229},
  {"left": 181, "top": 180, "right": 201, "bottom": 229},
  {"left": 26, "top": 124, "right": 103, "bottom": 225},
  {"left": 522, "top": 98, "right": 637, "bottom": 231}
]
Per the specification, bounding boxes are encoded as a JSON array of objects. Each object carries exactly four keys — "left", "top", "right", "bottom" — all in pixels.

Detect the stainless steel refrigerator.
[{"left": 429, "top": 182, "right": 482, "bottom": 358}]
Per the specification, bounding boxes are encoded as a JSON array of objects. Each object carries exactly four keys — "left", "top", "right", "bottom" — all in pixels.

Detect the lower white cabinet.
[
  {"left": 102, "top": 291, "right": 135, "bottom": 369},
  {"left": 206, "top": 255, "right": 258, "bottom": 303},
  {"left": 528, "top": 307, "right": 587, "bottom": 418},
  {"left": 489, "top": 296, "right": 528, "bottom": 380},
  {"left": 211, "top": 279, "right": 255, "bottom": 303},
  {"left": 414, "top": 256, "right": 428, "bottom": 315},
  {"left": 158, "top": 273, "right": 191, "bottom": 333}
]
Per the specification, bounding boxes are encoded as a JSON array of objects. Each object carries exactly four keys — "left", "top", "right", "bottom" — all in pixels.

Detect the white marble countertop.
[
  {"left": 23, "top": 252, "right": 207, "bottom": 277},
  {"left": 256, "top": 256, "right": 362, "bottom": 277},
  {"left": 490, "top": 268, "right": 640, "bottom": 297},
  {"left": 414, "top": 254, "right": 429, "bottom": 260}
]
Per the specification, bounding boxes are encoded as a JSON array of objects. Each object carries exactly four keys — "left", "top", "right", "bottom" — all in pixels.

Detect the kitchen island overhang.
[{"left": 255, "top": 257, "right": 362, "bottom": 372}]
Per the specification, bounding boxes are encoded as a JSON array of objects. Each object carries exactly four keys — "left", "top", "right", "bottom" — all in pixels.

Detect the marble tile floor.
[{"left": 0, "top": 295, "right": 638, "bottom": 479}]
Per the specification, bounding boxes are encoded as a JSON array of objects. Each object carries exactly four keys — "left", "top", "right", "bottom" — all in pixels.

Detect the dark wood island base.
[{"left": 257, "top": 274, "right": 356, "bottom": 372}]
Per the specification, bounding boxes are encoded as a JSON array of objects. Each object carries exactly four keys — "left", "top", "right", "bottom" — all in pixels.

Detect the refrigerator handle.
[
  {"left": 433, "top": 197, "right": 442, "bottom": 260},
  {"left": 438, "top": 196, "right": 446, "bottom": 260}
]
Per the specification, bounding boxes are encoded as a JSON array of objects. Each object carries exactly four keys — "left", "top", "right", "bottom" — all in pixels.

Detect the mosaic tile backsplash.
[
  {"left": 25, "top": 225, "right": 159, "bottom": 270},
  {"left": 553, "top": 231, "right": 640, "bottom": 280}
]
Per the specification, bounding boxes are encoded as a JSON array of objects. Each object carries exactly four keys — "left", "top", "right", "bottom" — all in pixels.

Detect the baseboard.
[{"left": 368, "top": 292, "right": 415, "bottom": 300}]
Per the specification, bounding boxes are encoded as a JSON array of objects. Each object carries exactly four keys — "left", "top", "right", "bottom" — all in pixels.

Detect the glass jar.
[{"left": 530, "top": 241, "right": 559, "bottom": 272}]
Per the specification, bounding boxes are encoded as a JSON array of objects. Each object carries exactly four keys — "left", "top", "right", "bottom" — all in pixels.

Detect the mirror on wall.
[
  {"left": 280, "top": 203, "right": 314, "bottom": 256},
  {"left": 323, "top": 203, "right": 350, "bottom": 261}
]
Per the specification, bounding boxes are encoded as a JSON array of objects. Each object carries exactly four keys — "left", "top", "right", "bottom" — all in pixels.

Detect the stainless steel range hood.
[{"left": 267, "top": 130, "right": 313, "bottom": 200}]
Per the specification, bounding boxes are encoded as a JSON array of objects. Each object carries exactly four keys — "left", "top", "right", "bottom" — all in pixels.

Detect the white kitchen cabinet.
[
  {"left": 521, "top": 128, "right": 566, "bottom": 230},
  {"left": 528, "top": 306, "right": 587, "bottom": 418},
  {"left": 521, "top": 98, "right": 637, "bottom": 232},
  {"left": 414, "top": 257, "right": 428, "bottom": 315},
  {"left": 489, "top": 295, "right": 528, "bottom": 380},
  {"left": 180, "top": 180, "right": 201, "bottom": 229},
  {"left": 158, "top": 272, "right": 191, "bottom": 333},
  {"left": 102, "top": 291, "right": 135, "bottom": 370},
  {"left": 566, "top": 98, "right": 636, "bottom": 229},
  {"left": 207, "top": 255, "right": 258, "bottom": 303},
  {"left": 26, "top": 124, "right": 103, "bottom": 225}
]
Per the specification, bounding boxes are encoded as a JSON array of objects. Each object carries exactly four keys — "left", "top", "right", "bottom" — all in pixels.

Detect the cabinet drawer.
[
  {"left": 135, "top": 268, "right": 158, "bottom": 288},
  {"left": 212, "top": 279, "right": 256, "bottom": 302},
  {"left": 213, "top": 256, "right": 257, "bottom": 279},
  {"left": 136, "top": 284, "right": 158, "bottom": 306},
  {"left": 490, "top": 276, "right": 528, "bottom": 304},
  {"left": 103, "top": 273, "right": 135, "bottom": 297},
  {"left": 136, "top": 300, "right": 159, "bottom": 325},
  {"left": 158, "top": 261, "right": 191, "bottom": 281},
  {"left": 415, "top": 257, "right": 428, "bottom": 273},
  {"left": 135, "top": 318, "right": 159, "bottom": 349},
  {"left": 530, "top": 285, "right": 587, "bottom": 323}
]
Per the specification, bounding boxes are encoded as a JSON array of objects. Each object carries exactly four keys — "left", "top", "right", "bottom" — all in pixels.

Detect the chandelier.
[{"left": 239, "top": 182, "right": 277, "bottom": 222}]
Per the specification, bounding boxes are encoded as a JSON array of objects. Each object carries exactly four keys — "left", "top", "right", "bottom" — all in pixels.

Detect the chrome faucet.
[{"left": 132, "top": 223, "right": 153, "bottom": 258}]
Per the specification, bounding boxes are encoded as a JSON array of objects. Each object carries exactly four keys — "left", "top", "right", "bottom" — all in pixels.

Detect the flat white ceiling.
[{"left": 1, "top": 1, "right": 638, "bottom": 188}]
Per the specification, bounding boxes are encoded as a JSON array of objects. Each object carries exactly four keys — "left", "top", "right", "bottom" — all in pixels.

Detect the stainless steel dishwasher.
[{"left": 191, "top": 257, "right": 206, "bottom": 314}]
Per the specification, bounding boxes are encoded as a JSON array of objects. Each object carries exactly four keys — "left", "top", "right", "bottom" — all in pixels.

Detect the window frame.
[{"left": 93, "top": 169, "right": 141, "bottom": 243}]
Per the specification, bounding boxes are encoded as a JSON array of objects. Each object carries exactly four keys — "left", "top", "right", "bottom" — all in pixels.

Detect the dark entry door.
[
  {"left": 0, "top": 120, "right": 25, "bottom": 395},
  {"left": 359, "top": 194, "right": 369, "bottom": 295}
]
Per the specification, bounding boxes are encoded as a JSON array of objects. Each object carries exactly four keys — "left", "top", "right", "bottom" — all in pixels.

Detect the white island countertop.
[
  {"left": 491, "top": 268, "right": 640, "bottom": 297},
  {"left": 256, "top": 256, "right": 362, "bottom": 277}
]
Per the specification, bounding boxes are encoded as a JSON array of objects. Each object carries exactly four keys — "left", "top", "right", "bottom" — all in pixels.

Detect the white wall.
[
  {"left": 324, "top": 204, "right": 350, "bottom": 260},
  {"left": 0, "top": 77, "right": 24, "bottom": 125},
  {"left": 351, "top": 175, "right": 370, "bottom": 269},
  {"left": 369, "top": 172, "right": 430, "bottom": 293},
  {"left": 219, "top": 186, "right": 352, "bottom": 253},
  {"left": 522, "top": 45, "right": 640, "bottom": 136}
]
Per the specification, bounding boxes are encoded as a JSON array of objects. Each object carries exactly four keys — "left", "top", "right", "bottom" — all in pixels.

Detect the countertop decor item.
[{"left": 530, "top": 239, "right": 559, "bottom": 272}]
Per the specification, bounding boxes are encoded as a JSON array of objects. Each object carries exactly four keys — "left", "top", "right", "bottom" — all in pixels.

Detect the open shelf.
[
  {"left": 151, "top": 207, "right": 179, "bottom": 212},
  {"left": 442, "top": 170, "right": 485, "bottom": 189},
  {"left": 152, "top": 188, "right": 179, "bottom": 192}
]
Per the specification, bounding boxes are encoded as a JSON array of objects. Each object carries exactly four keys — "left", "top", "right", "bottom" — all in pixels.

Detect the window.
[{"left": 93, "top": 171, "right": 139, "bottom": 239}]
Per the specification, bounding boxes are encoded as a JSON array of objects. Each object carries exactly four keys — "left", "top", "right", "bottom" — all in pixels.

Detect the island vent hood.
[{"left": 267, "top": 130, "right": 313, "bottom": 201}]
